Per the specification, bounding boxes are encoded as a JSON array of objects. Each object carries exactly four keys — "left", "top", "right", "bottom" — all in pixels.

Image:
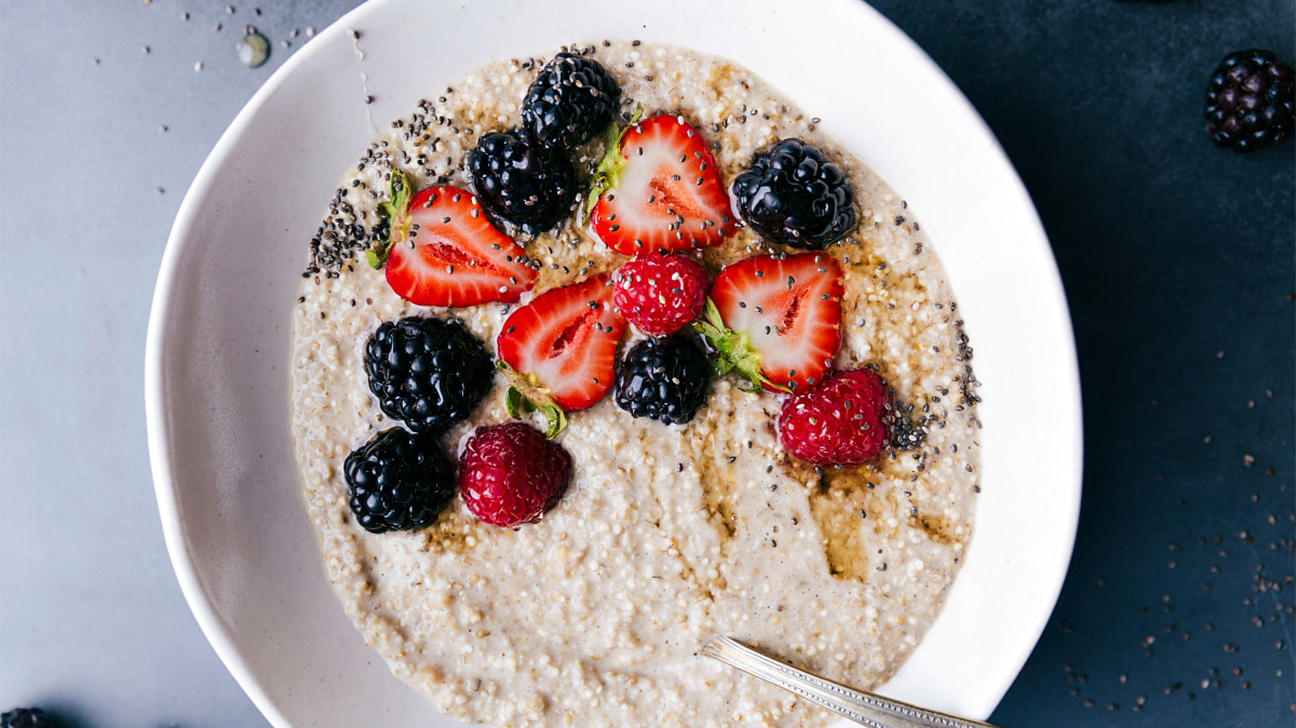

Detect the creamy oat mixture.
[{"left": 290, "top": 41, "right": 980, "bottom": 728}]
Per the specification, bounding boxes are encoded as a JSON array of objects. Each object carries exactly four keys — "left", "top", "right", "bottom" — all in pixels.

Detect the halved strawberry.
[
  {"left": 587, "top": 113, "right": 736, "bottom": 255},
  {"left": 370, "top": 171, "right": 537, "bottom": 307},
  {"left": 695, "top": 253, "right": 844, "bottom": 393},
  {"left": 497, "top": 274, "right": 627, "bottom": 436}
]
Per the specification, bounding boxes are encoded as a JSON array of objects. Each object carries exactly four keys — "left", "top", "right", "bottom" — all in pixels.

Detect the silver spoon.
[{"left": 703, "top": 636, "right": 1002, "bottom": 728}]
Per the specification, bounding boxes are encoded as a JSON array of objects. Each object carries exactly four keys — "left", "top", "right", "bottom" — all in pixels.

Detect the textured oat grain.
[{"left": 290, "top": 41, "right": 981, "bottom": 728}]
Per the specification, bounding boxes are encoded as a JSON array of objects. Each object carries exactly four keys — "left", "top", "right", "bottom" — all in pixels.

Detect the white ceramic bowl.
[{"left": 145, "top": 0, "right": 1082, "bottom": 725}]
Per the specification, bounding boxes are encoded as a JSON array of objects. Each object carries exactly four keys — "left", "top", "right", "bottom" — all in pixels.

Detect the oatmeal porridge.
[{"left": 290, "top": 40, "right": 981, "bottom": 728}]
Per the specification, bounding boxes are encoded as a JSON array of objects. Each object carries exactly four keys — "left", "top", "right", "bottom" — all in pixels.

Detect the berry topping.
[
  {"left": 695, "top": 253, "right": 844, "bottom": 393},
  {"left": 614, "top": 334, "right": 711, "bottom": 425},
  {"left": 521, "top": 52, "right": 622, "bottom": 150},
  {"left": 497, "top": 274, "right": 627, "bottom": 435},
  {"left": 1205, "top": 49, "right": 1293, "bottom": 152},
  {"left": 732, "top": 139, "right": 856, "bottom": 250},
  {"left": 459, "top": 422, "right": 573, "bottom": 528},
  {"left": 612, "top": 253, "right": 709, "bottom": 336},
  {"left": 469, "top": 130, "right": 579, "bottom": 234},
  {"left": 587, "top": 113, "right": 736, "bottom": 255},
  {"left": 344, "top": 428, "right": 457, "bottom": 533},
  {"left": 364, "top": 316, "right": 494, "bottom": 434},
  {"left": 778, "top": 368, "right": 893, "bottom": 466},
  {"left": 369, "top": 172, "right": 538, "bottom": 307}
]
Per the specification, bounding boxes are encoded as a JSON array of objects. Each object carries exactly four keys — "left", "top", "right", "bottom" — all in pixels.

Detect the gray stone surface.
[
  {"left": 1, "top": 1, "right": 1291, "bottom": 727},
  {"left": 0, "top": 4, "right": 368, "bottom": 726}
]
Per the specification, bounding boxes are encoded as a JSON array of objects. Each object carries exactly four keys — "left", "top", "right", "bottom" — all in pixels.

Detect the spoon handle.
[{"left": 702, "top": 636, "right": 1001, "bottom": 728}]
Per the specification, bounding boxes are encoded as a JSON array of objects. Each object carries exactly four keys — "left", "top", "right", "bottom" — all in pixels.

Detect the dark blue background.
[
  {"left": 0, "top": 1, "right": 1291, "bottom": 726},
  {"left": 866, "top": 1, "right": 1295, "bottom": 725}
]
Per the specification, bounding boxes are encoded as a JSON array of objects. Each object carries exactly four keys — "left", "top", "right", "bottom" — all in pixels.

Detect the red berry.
[
  {"left": 778, "top": 368, "right": 892, "bottom": 466},
  {"left": 700, "top": 252, "right": 844, "bottom": 393},
  {"left": 459, "top": 422, "right": 573, "bottom": 528},
  {"left": 497, "top": 274, "right": 626, "bottom": 413},
  {"left": 588, "top": 114, "right": 736, "bottom": 255},
  {"left": 378, "top": 180, "right": 538, "bottom": 307},
  {"left": 612, "top": 253, "right": 708, "bottom": 336}
]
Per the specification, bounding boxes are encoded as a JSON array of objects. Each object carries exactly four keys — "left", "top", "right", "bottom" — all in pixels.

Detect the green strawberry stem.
[
  {"left": 498, "top": 360, "right": 568, "bottom": 439},
  {"left": 367, "top": 169, "right": 414, "bottom": 269},
  {"left": 692, "top": 298, "right": 788, "bottom": 394},
  {"left": 580, "top": 106, "right": 644, "bottom": 224}
]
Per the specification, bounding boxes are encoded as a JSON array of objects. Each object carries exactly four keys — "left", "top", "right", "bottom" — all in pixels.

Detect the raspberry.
[
  {"left": 611, "top": 253, "right": 708, "bottom": 336},
  {"left": 1205, "top": 49, "right": 1294, "bottom": 152},
  {"left": 459, "top": 422, "right": 573, "bottom": 528},
  {"left": 778, "top": 368, "right": 893, "bottom": 466}
]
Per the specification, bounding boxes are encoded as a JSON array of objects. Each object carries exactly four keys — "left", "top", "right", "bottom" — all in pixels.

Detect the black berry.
[
  {"left": 614, "top": 334, "right": 710, "bottom": 425},
  {"left": 521, "top": 52, "right": 621, "bottom": 150},
  {"left": 2, "top": 709, "right": 53, "bottom": 728},
  {"left": 469, "top": 130, "right": 578, "bottom": 235},
  {"left": 732, "top": 139, "right": 856, "bottom": 250},
  {"left": 344, "top": 428, "right": 456, "bottom": 533},
  {"left": 364, "top": 317, "right": 493, "bottom": 434},
  {"left": 1205, "top": 49, "right": 1294, "bottom": 152}
]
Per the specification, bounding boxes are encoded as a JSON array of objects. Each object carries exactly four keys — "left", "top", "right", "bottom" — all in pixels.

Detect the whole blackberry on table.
[
  {"left": 1205, "top": 49, "right": 1293, "bottom": 152},
  {"left": 344, "top": 428, "right": 457, "bottom": 533},
  {"left": 732, "top": 139, "right": 857, "bottom": 250},
  {"left": 364, "top": 316, "right": 493, "bottom": 434},
  {"left": 468, "top": 130, "right": 578, "bottom": 235},
  {"left": 2, "top": 708, "right": 53, "bottom": 728},
  {"left": 614, "top": 334, "right": 711, "bottom": 425},
  {"left": 521, "top": 52, "right": 622, "bottom": 150}
]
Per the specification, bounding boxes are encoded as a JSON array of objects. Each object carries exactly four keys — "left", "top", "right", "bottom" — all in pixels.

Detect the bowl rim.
[
  {"left": 145, "top": 0, "right": 1083, "bottom": 724},
  {"left": 144, "top": 2, "right": 395, "bottom": 724}
]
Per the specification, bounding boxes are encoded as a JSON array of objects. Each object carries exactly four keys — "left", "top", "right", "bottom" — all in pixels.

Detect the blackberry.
[
  {"left": 344, "top": 428, "right": 456, "bottom": 533},
  {"left": 732, "top": 139, "right": 856, "bottom": 250},
  {"left": 1205, "top": 49, "right": 1293, "bottom": 152},
  {"left": 521, "top": 52, "right": 621, "bottom": 150},
  {"left": 2, "top": 709, "right": 53, "bottom": 728},
  {"left": 364, "top": 317, "right": 493, "bottom": 434},
  {"left": 614, "top": 334, "right": 710, "bottom": 425},
  {"left": 469, "top": 131, "right": 578, "bottom": 235}
]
